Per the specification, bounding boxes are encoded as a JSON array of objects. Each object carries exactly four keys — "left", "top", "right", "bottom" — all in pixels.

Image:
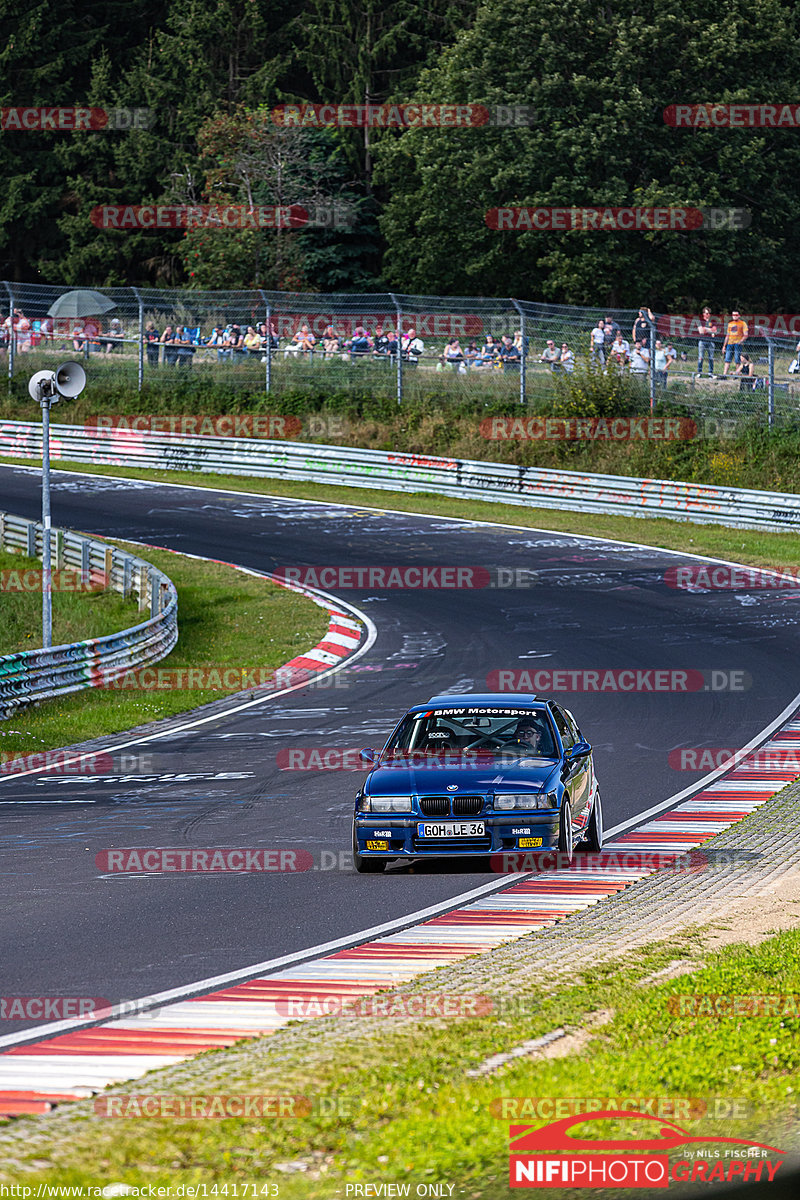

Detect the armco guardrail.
[
  {"left": 2, "top": 418, "right": 800, "bottom": 531},
  {"left": 0, "top": 509, "right": 177, "bottom": 720}
]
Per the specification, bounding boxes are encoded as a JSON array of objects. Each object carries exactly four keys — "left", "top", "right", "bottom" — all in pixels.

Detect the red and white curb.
[{"left": 1, "top": 715, "right": 798, "bottom": 1116}]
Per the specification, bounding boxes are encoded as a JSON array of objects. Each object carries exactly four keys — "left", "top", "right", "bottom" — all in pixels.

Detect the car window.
[
  {"left": 382, "top": 708, "right": 558, "bottom": 759},
  {"left": 551, "top": 706, "right": 576, "bottom": 748},
  {"left": 563, "top": 707, "right": 582, "bottom": 743}
]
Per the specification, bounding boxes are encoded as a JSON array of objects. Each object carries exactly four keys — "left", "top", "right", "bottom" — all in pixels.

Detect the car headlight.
[
  {"left": 495, "top": 793, "right": 558, "bottom": 810},
  {"left": 358, "top": 795, "right": 413, "bottom": 813}
]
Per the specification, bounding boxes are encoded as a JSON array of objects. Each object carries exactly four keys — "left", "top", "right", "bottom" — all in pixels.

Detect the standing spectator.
[
  {"left": 609, "top": 330, "right": 630, "bottom": 368},
  {"left": 603, "top": 314, "right": 620, "bottom": 360},
  {"left": 513, "top": 328, "right": 527, "bottom": 358},
  {"left": 589, "top": 319, "right": 606, "bottom": 365},
  {"left": 160, "top": 325, "right": 178, "bottom": 366},
  {"left": 540, "top": 339, "right": 560, "bottom": 369},
  {"left": 10, "top": 308, "right": 32, "bottom": 352},
  {"left": 206, "top": 325, "right": 228, "bottom": 360},
  {"left": 244, "top": 326, "right": 261, "bottom": 355},
  {"left": 629, "top": 339, "right": 650, "bottom": 377},
  {"left": 722, "top": 310, "right": 749, "bottom": 376},
  {"left": 559, "top": 342, "right": 575, "bottom": 372},
  {"left": 226, "top": 322, "right": 245, "bottom": 356},
  {"left": 385, "top": 329, "right": 399, "bottom": 358},
  {"left": 173, "top": 326, "right": 195, "bottom": 368},
  {"left": 697, "top": 307, "right": 718, "bottom": 377},
  {"left": 654, "top": 340, "right": 673, "bottom": 389},
  {"left": 372, "top": 324, "right": 389, "bottom": 355},
  {"left": 144, "top": 321, "right": 161, "bottom": 367},
  {"left": 631, "top": 307, "right": 654, "bottom": 346},
  {"left": 401, "top": 327, "right": 424, "bottom": 363}
]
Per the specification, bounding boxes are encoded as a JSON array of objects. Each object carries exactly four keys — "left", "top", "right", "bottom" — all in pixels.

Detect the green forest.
[{"left": 2, "top": 0, "right": 800, "bottom": 308}]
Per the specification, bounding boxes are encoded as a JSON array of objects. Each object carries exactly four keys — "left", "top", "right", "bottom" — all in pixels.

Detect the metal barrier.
[
  {"left": 0, "top": 509, "right": 178, "bottom": 719},
  {"left": 1, "top": 418, "right": 799, "bottom": 532}
]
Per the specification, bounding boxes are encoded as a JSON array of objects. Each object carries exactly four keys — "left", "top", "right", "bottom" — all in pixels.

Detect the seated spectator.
[
  {"left": 443, "top": 337, "right": 464, "bottom": 370},
  {"left": 40, "top": 316, "right": 54, "bottom": 344},
  {"left": 513, "top": 329, "right": 527, "bottom": 357},
  {"left": 609, "top": 330, "right": 630, "bottom": 368},
  {"left": 559, "top": 342, "right": 575, "bottom": 373},
  {"left": 463, "top": 342, "right": 478, "bottom": 369},
  {"left": 401, "top": 327, "right": 424, "bottom": 363},
  {"left": 540, "top": 339, "right": 560, "bottom": 369},
  {"left": 385, "top": 328, "right": 399, "bottom": 358},
  {"left": 348, "top": 325, "right": 372, "bottom": 355},
  {"left": 629, "top": 340, "right": 650, "bottom": 376},
  {"left": 206, "top": 325, "right": 228, "bottom": 359},
  {"left": 476, "top": 334, "right": 499, "bottom": 368},
  {"left": 83, "top": 316, "right": 101, "bottom": 353},
  {"left": 735, "top": 353, "right": 758, "bottom": 391},
  {"left": 500, "top": 334, "right": 521, "bottom": 369},
  {"left": 144, "top": 321, "right": 160, "bottom": 367},
  {"left": 100, "top": 316, "right": 124, "bottom": 354},
  {"left": 244, "top": 326, "right": 262, "bottom": 355},
  {"left": 284, "top": 323, "right": 314, "bottom": 358},
  {"left": 72, "top": 319, "right": 86, "bottom": 353},
  {"left": 372, "top": 324, "right": 389, "bottom": 355},
  {"left": 226, "top": 322, "right": 245, "bottom": 355},
  {"left": 321, "top": 326, "right": 340, "bottom": 357}
]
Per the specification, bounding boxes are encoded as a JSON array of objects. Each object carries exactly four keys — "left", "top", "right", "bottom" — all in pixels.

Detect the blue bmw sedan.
[{"left": 352, "top": 692, "right": 602, "bottom": 872}]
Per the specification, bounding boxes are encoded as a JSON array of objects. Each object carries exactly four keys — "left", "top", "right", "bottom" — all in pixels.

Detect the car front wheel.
[
  {"left": 557, "top": 799, "right": 574, "bottom": 864},
  {"left": 352, "top": 824, "right": 386, "bottom": 873}
]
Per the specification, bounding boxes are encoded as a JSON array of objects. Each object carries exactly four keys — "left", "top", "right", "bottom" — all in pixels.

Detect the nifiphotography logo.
[{"left": 508, "top": 1111, "right": 785, "bottom": 1188}]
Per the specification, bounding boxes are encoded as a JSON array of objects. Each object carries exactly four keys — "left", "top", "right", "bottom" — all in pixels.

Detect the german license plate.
[{"left": 417, "top": 821, "right": 485, "bottom": 838}]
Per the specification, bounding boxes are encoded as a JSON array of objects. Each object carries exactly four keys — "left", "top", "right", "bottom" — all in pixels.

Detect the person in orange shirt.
[{"left": 722, "top": 310, "right": 749, "bottom": 376}]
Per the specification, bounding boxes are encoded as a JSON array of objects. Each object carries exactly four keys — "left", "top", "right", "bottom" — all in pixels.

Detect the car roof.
[{"left": 408, "top": 693, "right": 547, "bottom": 714}]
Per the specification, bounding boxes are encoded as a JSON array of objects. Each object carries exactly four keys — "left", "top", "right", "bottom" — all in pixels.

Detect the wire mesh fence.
[{"left": 3, "top": 281, "right": 800, "bottom": 429}]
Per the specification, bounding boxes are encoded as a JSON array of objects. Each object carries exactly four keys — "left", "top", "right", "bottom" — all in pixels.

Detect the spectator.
[
  {"left": 463, "top": 341, "right": 478, "bottom": 369},
  {"left": 401, "top": 327, "right": 424, "bottom": 363},
  {"left": 603, "top": 314, "right": 620, "bottom": 359},
  {"left": 385, "top": 328, "right": 399, "bottom": 358},
  {"left": 244, "top": 326, "right": 261, "bottom": 355},
  {"left": 173, "top": 326, "right": 195, "bottom": 368},
  {"left": 284, "top": 323, "right": 314, "bottom": 358},
  {"left": 735, "top": 353, "right": 757, "bottom": 391},
  {"left": 101, "top": 316, "right": 124, "bottom": 354},
  {"left": 143, "top": 321, "right": 160, "bottom": 367},
  {"left": 559, "top": 342, "right": 575, "bottom": 373},
  {"left": 160, "top": 325, "right": 178, "bottom": 366},
  {"left": 500, "top": 334, "right": 521, "bottom": 369},
  {"left": 609, "top": 330, "right": 630, "bottom": 368},
  {"left": 322, "top": 326, "right": 340, "bottom": 357},
  {"left": 540, "top": 339, "right": 560, "bottom": 369},
  {"left": 513, "top": 329, "right": 527, "bottom": 357},
  {"left": 12, "top": 308, "right": 32, "bottom": 352},
  {"left": 590, "top": 319, "right": 606, "bottom": 365},
  {"left": 83, "top": 315, "right": 101, "bottom": 353},
  {"left": 654, "top": 339, "right": 674, "bottom": 389},
  {"left": 476, "top": 333, "right": 499, "bottom": 368},
  {"left": 696, "top": 307, "right": 718, "bottom": 377},
  {"left": 348, "top": 325, "right": 372, "bottom": 355},
  {"left": 227, "top": 322, "right": 245, "bottom": 355},
  {"left": 372, "top": 324, "right": 390, "bottom": 355},
  {"left": 629, "top": 339, "right": 650, "bottom": 377},
  {"left": 40, "top": 315, "right": 54, "bottom": 344},
  {"left": 443, "top": 337, "right": 464, "bottom": 370},
  {"left": 631, "top": 307, "right": 654, "bottom": 346},
  {"left": 722, "top": 310, "right": 749, "bottom": 376},
  {"left": 72, "top": 318, "right": 86, "bottom": 353},
  {"left": 206, "top": 325, "right": 228, "bottom": 360}
]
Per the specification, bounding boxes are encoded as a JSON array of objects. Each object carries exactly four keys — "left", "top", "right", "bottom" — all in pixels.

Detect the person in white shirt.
[
  {"left": 610, "top": 331, "right": 630, "bottom": 367},
  {"left": 590, "top": 320, "right": 606, "bottom": 364},
  {"left": 559, "top": 343, "right": 575, "bottom": 372},
  {"left": 629, "top": 340, "right": 650, "bottom": 375}
]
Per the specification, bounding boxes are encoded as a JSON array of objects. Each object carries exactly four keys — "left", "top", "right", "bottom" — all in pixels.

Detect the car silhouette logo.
[{"left": 446, "top": 784, "right": 458, "bottom": 792}]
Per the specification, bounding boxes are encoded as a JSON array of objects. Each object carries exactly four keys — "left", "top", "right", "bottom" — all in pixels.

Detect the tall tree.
[{"left": 375, "top": 0, "right": 800, "bottom": 309}]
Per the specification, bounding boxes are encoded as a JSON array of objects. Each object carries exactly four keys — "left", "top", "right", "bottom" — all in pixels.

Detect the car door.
[{"left": 552, "top": 705, "right": 590, "bottom": 830}]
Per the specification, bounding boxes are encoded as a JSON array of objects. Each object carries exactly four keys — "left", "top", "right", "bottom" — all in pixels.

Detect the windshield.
[{"left": 382, "top": 707, "right": 558, "bottom": 761}]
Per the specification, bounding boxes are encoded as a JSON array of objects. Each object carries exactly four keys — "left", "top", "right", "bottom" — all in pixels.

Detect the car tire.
[
  {"left": 557, "top": 799, "right": 573, "bottom": 864},
  {"left": 580, "top": 791, "right": 604, "bottom": 852},
  {"left": 352, "top": 824, "right": 386, "bottom": 873}
]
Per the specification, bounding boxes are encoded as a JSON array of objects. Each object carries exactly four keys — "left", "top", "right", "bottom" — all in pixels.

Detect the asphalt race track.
[{"left": 2, "top": 463, "right": 799, "bottom": 1036}]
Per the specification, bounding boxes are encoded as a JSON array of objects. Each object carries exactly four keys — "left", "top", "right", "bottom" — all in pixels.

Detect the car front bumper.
[{"left": 353, "top": 814, "right": 561, "bottom": 857}]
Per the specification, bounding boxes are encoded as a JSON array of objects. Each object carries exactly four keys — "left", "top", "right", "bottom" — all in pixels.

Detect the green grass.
[
  {"left": 0, "top": 539, "right": 329, "bottom": 762},
  {"left": 2, "top": 928, "right": 797, "bottom": 1193},
  {"left": 0, "top": 548, "right": 139, "bottom": 653}
]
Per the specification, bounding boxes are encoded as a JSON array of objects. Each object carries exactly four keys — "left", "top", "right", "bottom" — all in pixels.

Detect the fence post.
[
  {"left": 5, "top": 283, "right": 14, "bottom": 382},
  {"left": 511, "top": 299, "right": 526, "bottom": 403},
  {"left": 768, "top": 338, "right": 775, "bottom": 429},
  {"left": 390, "top": 294, "right": 403, "bottom": 405},
  {"left": 648, "top": 316, "right": 656, "bottom": 413},
  {"left": 132, "top": 287, "right": 144, "bottom": 392},
  {"left": 259, "top": 291, "right": 271, "bottom": 394}
]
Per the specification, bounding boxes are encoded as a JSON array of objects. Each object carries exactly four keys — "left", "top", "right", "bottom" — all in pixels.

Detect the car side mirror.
[
  {"left": 360, "top": 747, "right": 377, "bottom": 764},
  {"left": 567, "top": 741, "right": 592, "bottom": 761}
]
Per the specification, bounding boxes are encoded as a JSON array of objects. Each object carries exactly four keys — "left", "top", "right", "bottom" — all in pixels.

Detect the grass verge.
[
  {"left": 0, "top": 928, "right": 797, "bottom": 1194},
  {"left": 0, "top": 539, "right": 329, "bottom": 762},
  {"left": 0, "top": 549, "right": 139, "bottom": 653}
]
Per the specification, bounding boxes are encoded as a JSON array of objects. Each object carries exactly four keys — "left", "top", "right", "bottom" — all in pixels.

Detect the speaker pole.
[{"left": 41, "top": 396, "right": 52, "bottom": 648}]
